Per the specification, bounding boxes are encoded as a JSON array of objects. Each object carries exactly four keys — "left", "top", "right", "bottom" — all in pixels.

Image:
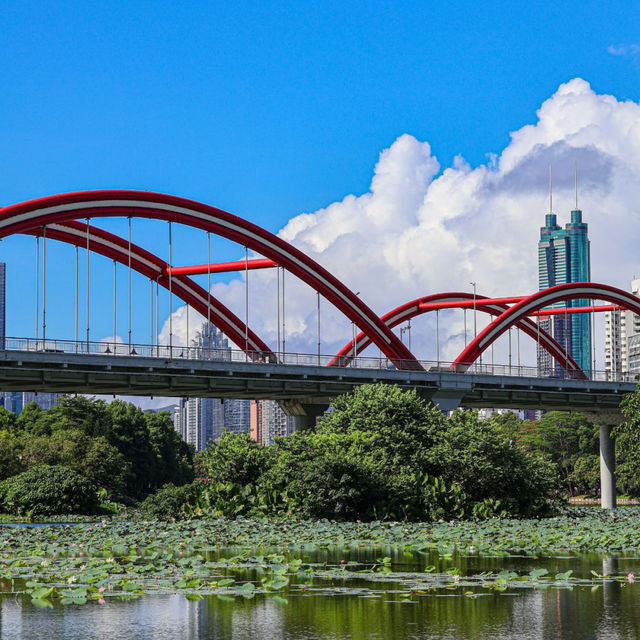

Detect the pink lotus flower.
[
  {"left": 628, "top": 573, "right": 634, "bottom": 583},
  {"left": 98, "top": 587, "right": 105, "bottom": 593}
]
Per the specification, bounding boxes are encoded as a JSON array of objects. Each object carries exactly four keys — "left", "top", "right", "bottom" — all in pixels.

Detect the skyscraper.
[{"left": 537, "top": 171, "right": 591, "bottom": 376}]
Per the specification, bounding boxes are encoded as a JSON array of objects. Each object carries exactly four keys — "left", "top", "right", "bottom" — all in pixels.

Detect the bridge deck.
[{"left": 0, "top": 350, "right": 634, "bottom": 412}]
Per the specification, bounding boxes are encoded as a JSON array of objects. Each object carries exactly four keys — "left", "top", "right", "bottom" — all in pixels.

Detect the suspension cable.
[
  {"left": 207, "top": 232, "right": 211, "bottom": 328},
  {"left": 86, "top": 219, "right": 90, "bottom": 352},
  {"left": 128, "top": 217, "right": 132, "bottom": 353},
  {"left": 35, "top": 236, "right": 39, "bottom": 347},
  {"left": 113, "top": 260, "right": 117, "bottom": 354},
  {"left": 75, "top": 246, "right": 79, "bottom": 352},
  {"left": 168, "top": 221, "right": 173, "bottom": 357},
  {"left": 245, "top": 247, "right": 249, "bottom": 355},
  {"left": 42, "top": 225, "right": 46, "bottom": 344}
]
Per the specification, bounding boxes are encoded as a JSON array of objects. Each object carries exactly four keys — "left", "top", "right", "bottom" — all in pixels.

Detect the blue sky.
[{"left": 2, "top": 1, "right": 640, "bottom": 352}]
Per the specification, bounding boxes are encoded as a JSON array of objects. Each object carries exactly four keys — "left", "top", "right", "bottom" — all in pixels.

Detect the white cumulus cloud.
[{"left": 163, "top": 78, "right": 640, "bottom": 368}]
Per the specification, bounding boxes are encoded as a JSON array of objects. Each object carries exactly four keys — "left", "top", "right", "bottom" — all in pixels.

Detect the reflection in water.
[
  {"left": 2, "top": 584, "right": 640, "bottom": 640},
  {"left": 2, "top": 552, "right": 640, "bottom": 640}
]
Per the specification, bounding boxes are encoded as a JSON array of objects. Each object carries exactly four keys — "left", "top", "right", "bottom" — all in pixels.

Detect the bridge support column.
[
  {"left": 279, "top": 400, "right": 329, "bottom": 431},
  {"left": 599, "top": 424, "right": 616, "bottom": 510}
]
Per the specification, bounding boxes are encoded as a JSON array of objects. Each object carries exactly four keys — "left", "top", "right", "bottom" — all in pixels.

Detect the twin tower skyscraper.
[{"left": 536, "top": 168, "right": 592, "bottom": 376}]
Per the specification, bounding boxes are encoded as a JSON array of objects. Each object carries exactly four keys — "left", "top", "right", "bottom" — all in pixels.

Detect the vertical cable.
[
  {"left": 150, "top": 280, "right": 154, "bottom": 349},
  {"left": 155, "top": 278, "right": 159, "bottom": 357},
  {"left": 508, "top": 327, "right": 512, "bottom": 373},
  {"left": 244, "top": 247, "right": 249, "bottom": 355},
  {"left": 128, "top": 217, "right": 132, "bottom": 353},
  {"left": 186, "top": 303, "right": 190, "bottom": 356},
  {"left": 207, "top": 232, "right": 211, "bottom": 328},
  {"left": 113, "top": 260, "right": 117, "bottom": 354},
  {"left": 317, "top": 291, "right": 321, "bottom": 364},
  {"left": 565, "top": 301, "right": 569, "bottom": 375},
  {"left": 517, "top": 327, "right": 521, "bottom": 371},
  {"left": 35, "top": 236, "right": 39, "bottom": 346},
  {"left": 591, "top": 299, "right": 596, "bottom": 378},
  {"left": 536, "top": 314, "right": 540, "bottom": 376},
  {"left": 282, "top": 267, "right": 286, "bottom": 357},
  {"left": 352, "top": 321, "right": 357, "bottom": 361},
  {"left": 86, "top": 219, "right": 90, "bottom": 352},
  {"left": 42, "top": 226, "right": 46, "bottom": 344},
  {"left": 168, "top": 221, "right": 173, "bottom": 357},
  {"left": 464, "top": 309, "right": 467, "bottom": 348},
  {"left": 436, "top": 309, "right": 440, "bottom": 366},
  {"left": 276, "top": 266, "right": 281, "bottom": 359},
  {"left": 75, "top": 246, "right": 79, "bottom": 353}
]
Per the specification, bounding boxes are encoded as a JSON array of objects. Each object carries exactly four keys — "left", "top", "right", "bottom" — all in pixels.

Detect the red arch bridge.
[{"left": 0, "top": 190, "right": 635, "bottom": 507}]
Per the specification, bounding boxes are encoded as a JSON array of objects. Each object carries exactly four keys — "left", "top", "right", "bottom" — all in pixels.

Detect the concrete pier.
[{"left": 599, "top": 424, "right": 616, "bottom": 510}]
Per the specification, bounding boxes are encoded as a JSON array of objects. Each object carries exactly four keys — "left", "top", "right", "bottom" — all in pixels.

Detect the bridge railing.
[{"left": 2, "top": 337, "right": 636, "bottom": 383}]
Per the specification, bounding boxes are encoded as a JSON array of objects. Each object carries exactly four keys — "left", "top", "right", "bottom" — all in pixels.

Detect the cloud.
[
  {"left": 164, "top": 78, "right": 640, "bottom": 368},
  {"left": 608, "top": 44, "right": 640, "bottom": 57}
]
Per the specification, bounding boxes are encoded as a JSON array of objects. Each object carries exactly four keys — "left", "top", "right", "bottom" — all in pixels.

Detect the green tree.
[
  {"left": 0, "top": 465, "right": 99, "bottom": 516},
  {"left": 519, "top": 411, "right": 598, "bottom": 495},
  {"left": 0, "top": 430, "right": 25, "bottom": 481},
  {"left": 20, "top": 429, "right": 129, "bottom": 493},
  {"left": 613, "top": 388, "right": 640, "bottom": 495},
  {"left": 202, "top": 432, "right": 271, "bottom": 487},
  {"left": 146, "top": 411, "right": 194, "bottom": 489},
  {"left": 431, "top": 410, "right": 563, "bottom": 516}
]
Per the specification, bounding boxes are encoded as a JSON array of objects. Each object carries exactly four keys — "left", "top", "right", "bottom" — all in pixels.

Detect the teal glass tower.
[{"left": 537, "top": 202, "right": 591, "bottom": 376}]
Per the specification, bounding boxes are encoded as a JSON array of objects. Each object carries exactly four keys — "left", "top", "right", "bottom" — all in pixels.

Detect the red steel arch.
[
  {"left": 25, "top": 221, "right": 274, "bottom": 359},
  {"left": 453, "top": 282, "right": 640, "bottom": 373},
  {"left": 2, "top": 190, "right": 420, "bottom": 369},
  {"left": 330, "top": 292, "right": 585, "bottom": 378}
]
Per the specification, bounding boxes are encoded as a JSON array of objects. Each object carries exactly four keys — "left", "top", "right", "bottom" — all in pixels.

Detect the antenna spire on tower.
[
  {"left": 549, "top": 164, "right": 553, "bottom": 213},
  {"left": 574, "top": 161, "right": 578, "bottom": 209}
]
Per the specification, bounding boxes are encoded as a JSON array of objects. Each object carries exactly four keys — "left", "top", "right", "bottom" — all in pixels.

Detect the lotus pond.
[{"left": 3, "top": 510, "right": 640, "bottom": 639}]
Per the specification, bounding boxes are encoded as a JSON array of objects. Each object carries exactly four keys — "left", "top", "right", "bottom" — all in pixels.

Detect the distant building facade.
[
  {"left": 173, "top": 322, "right": 251, "bottom": 451},
  {"left": 249, "top": 399, "right": 295, "bottom": 446},
  {"left": 605, "top": 278, "right": 640, "bottom": 377}
]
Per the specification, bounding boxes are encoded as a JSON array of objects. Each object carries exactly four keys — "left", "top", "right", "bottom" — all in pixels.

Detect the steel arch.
[
  {"left": 330, "top": 292, "right": 585, "bottom": 378},
  {"left": 2, "top": 190, "right": 420, "bottom": 369},
  {"left": 24, "top": 221, "right": 274, "bottom": 358},
  {"left": 453, "top": 282, "right": 640, "bottom": 373}
]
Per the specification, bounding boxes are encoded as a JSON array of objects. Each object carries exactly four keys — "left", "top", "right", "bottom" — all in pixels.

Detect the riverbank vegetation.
[{"left": 2, "top": 384, "right": 640, "bottom": 521}]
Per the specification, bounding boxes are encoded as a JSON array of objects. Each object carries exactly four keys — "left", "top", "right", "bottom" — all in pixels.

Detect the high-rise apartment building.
[
  {"left": 537, "top": 204, "right": 591, "bottom": 376},
  {"left": 605, "top": 278, "right": 640, "bottom": 377},
  {"left": 249, "top": 399, "right": 295, "bottom": 445},
  {"left": 174, "top": 322, "right": 251, "bottom": 451}
]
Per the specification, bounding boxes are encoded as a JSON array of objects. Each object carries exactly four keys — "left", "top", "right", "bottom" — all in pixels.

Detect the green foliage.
[
  {"left": 519, "top": 411, "right": 598, "bottom": 496},
  {"left": 198, "top": 385, "right": 562, "bottom": 521},
  {"left": 20, "top": 429, "right": 129, "bottom": 493},
  {"left": 202, "top": 432, "right": 272, "bottom": 487},
  {"left": 569, "top": 455, "right": 600, "bottom": 494},
  {"left": 432, "top": 410, "right": 563, "bottom": 517},
  {"left": 0, "top": 465, "right": 99, "bottom": 516},
  {"left": 0, "top": 429, "right": 25, "bottom": 481},
  {"left": 138, "top": 482, "right": 202, "bottom": 520},
  {"left": 9, "top": 396, "right": 194, "bottom": 500},
  {"left": 614, "top": 388, "right": 640, "bottom": 496}
]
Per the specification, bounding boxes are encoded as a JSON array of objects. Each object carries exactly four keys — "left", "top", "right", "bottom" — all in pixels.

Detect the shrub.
[
  {"left": 201, "top": 432, "right": 272, "bottom": 486},
  {"left": 0, "top": 465, "right": 100, "bottom": 516},
  {"left": 138, "top": 482, "right": 202, "bottom": 520}
]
